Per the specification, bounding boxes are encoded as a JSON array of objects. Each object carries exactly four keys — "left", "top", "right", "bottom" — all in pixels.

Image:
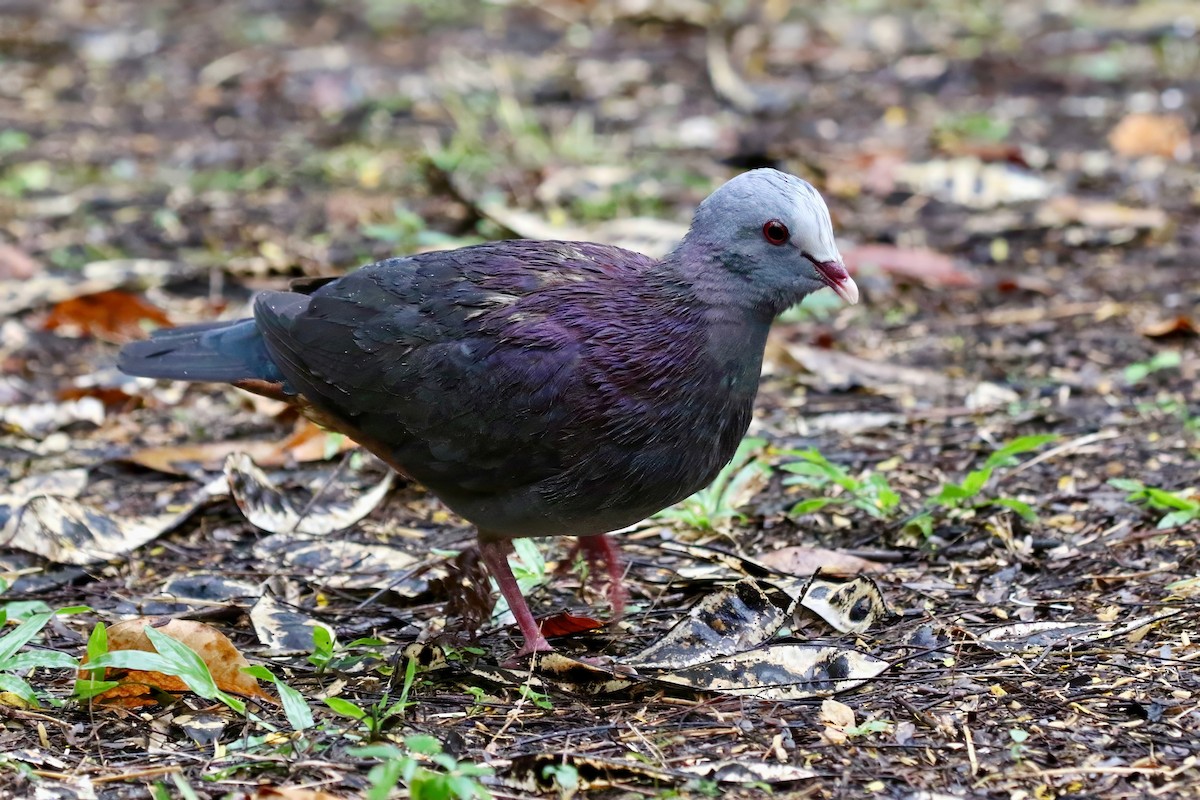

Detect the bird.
[{"left": 118, "top": 168, "right": 858, "bottom": 658}]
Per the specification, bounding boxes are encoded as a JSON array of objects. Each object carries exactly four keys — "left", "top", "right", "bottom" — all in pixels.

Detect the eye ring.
[{"left": 762, "top": 219, "right": 789, "bottom": 245}]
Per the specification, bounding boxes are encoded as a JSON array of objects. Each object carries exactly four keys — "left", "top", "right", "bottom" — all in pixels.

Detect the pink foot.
[
  {"left": 478, "top": 537, "right": 553, "bottom": 657},
  {"left": 575, "top": 534, "right": 627, "bottom": 622}
]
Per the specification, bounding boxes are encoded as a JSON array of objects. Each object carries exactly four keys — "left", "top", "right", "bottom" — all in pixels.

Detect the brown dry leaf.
[
  {"left": 757, "top": 545, "right": 885, "bottom": 576},
  {"left": 819, "top": 698, "right": 857, "bottom": 744},
  {"left": 253, "top": 788, "right": 351, "bottom": 800},
  {"left": 1109, "top": 113, "right": 1192, "bottom": 160},
  {"left": 278, "top": 419, "right": 357, "bottom": 462},
  {"left": 1139, "top": 316, "right": 1198, "bottom": 340},
  {"left": 93, "top": 618, "right": 271, "bottom": 703},
  {"left": 0, "top": 242, "right": 39, "bottom": 280},
  {"left": 843, "top": 244, "right": 979, "bottom": 288},
  {"left": 126, "top": 440, "right": 285, "bottom": 476},
  {"left": 43, "top": 290, "right": 172, "bottom": 342},
  {"left": 783, "top": 343, "right": 1018, "bottom": 408}
]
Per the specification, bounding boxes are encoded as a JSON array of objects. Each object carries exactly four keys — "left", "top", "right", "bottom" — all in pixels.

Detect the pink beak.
[{"left": 811, "top": 258, "right": 860, "bottom": 305}]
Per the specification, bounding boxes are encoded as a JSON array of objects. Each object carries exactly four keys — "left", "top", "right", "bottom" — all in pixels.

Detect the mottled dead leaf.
[
  {"left": 656, "top": 643, "right": 889, "bottom": 699},
  {"left": 250, "top": 593, "right": 333, "bottom": 653},
  {"left": 798, "top": 574, "right": 890, "bottom": 634},
  {"left": 623, "top": 578, "right": 792, "bottom": 669},
  {"left": 225, "top": 452, "right": 393, "bottom": 535}
]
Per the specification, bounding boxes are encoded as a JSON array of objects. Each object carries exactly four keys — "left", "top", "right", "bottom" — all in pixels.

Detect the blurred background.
[{"left": 0, "top": 5, "right": 1197, "bottom": 794}]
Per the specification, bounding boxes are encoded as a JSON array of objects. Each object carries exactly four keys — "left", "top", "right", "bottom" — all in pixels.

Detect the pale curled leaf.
[
  {"left": 250, "top": 593, "right": 334, "bottom": 653},
  {"left": 225, "top": 452, "right": 393, "bottom": 535},
  {"left": 253, "top": 534, "right": 431, "bottom": 594},
  {"left": 977, "top": 610, "right": 1182, "bottom": 652},
  {"left": 655, "top": 643, "right": 889, "bottom": 699},
  {"left": 623, "top": 578, "right": 793, "bottom": 669},
  {"left": 799, "top": 574, "right": 890, "bottom": 634},
  {"left": 675, "top": 760, "right": 816, "bottom": 784},
  {"left": 1, "top": 485, "right": 217, "bottom": 565},
  {"left": 0, "top": 397, "right": 104, "bottom": 440}
]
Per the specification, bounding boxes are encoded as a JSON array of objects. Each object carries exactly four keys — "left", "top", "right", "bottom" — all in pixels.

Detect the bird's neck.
[
  {"left": 657, "top": 244, "right": 775, "bottom": 398},
  {"left": 665, "top": 237, "right": 791, "bottom": 322}
]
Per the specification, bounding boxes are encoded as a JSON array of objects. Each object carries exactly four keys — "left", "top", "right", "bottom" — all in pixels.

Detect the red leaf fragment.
[
  {"left": 1138, "top": 316, "right": 1198, "bottom": 340},
  {"left": 43, "top": 290, "right": 172, "bottom": 342},
  {"left": 538, "top": 612, "right": 605, "bottom": 638}
]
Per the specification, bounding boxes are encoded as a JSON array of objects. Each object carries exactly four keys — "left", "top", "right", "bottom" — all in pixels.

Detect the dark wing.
[{"left": 252, "top": 241, "right": 656, "bottom": 501}]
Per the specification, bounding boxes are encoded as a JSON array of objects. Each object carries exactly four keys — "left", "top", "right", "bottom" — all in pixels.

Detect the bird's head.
[{"left": 682, "top": 168, "right": 859, "bottom": 314}]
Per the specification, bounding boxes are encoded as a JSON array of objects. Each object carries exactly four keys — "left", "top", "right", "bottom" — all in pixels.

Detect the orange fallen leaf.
[
  {"left": 125, "top": 421, "right": 353, "bottom": 476},
  {"left": 1109, "top": 113, "right": 1192, "bottom": 160},
  {"left": 1138, "top": 316, "right": 1197, "bottom": 340},
  {"left": 86, "top": 618, "right": 272, "bottom": 705},
  {"left": 125, "top": 440, "right": 286, "bottom": 476},
  {"left": 57, "top": 386, "right": 137, "bottom": 409},
  {"left": 44, "top": 290, "right": 172, "bottom": 342}
]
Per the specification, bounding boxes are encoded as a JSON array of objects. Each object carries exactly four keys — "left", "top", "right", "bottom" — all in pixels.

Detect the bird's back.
[{"left": 253, "top": 240, "right": 768, "bottom": 536}]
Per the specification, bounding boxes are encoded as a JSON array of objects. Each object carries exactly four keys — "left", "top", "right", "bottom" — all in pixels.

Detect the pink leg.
[
  {"left": 479, "top": 537, "right": 552, "bottom": 657},
  {"left": 577, "top": 534, "right": 627, "bottom": 622}
]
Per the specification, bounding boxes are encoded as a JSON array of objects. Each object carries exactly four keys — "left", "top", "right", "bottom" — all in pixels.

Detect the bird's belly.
[{"left": 431, "top": 405, "right": 753, "bottom": 538}]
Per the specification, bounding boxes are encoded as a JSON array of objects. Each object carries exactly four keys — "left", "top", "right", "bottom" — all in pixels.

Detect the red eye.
[{"left": 762, "top": 219, "right": 789, "bottom": 245}]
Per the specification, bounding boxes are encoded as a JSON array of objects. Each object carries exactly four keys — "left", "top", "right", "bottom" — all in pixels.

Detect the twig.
[{"left": 1000, "top": 430, "right": 1121, "bottom": 482}]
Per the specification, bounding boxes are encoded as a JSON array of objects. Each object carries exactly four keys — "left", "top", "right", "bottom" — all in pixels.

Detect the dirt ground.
[{"left": 1, "top": 1, "right": 1198, "bottom": 798}]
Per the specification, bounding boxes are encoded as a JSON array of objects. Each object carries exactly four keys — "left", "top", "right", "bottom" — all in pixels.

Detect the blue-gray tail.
[{"left": 117, "top": 319, "right": 284, "bottom": 384}]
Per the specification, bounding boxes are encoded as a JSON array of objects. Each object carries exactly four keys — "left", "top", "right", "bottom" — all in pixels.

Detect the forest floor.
[{"left": 0, "top": 1, "right": 1198, "bottom": 798}]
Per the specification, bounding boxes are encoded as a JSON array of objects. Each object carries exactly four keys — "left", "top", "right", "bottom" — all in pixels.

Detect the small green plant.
[
  {"left": 1008, "top": 728, "right": 1030, "bottom": 762},
  {"left": 353, "top": 735, "right": 493, "bottom": 800},
  {"left": 540, "top": 763, "right": 579, "bottom": 797},
  {"left": 781, "top": 448, "right": 901, "bottom": 519},
  {"left": 1109, "top": 479, "right": 1199, "bottom": 529},
  {"left": 777, "top": 290, "right": 846, "bottom": 324},
  {"left": 844, "top": 718, "right": 894, "bottom": 738},
  {"left": 325, "top": 656, "right": 419, "bottom": 741},
  {"left": 934, "top": 111, "right": 1012, "bottom": 145},
  {"left": 1124, "top": 351, "right": 1182, "bottom": 385},
  {"left": 517, "top": 683, "right": 554, "bottom": 711},
  {"left": 656, "top": 437, "right": 769, "bottom": 530},
  {"left": 907, "top": 434, "right": 1059, "bottom": 535},
  {"left": 308, "top": 626, "right": 387, "bottom": 674},
  {"left": 0, "top": 608, "right": 80, "bottom": 707},
  {"left": 242, "top": 666, "right": 315, "bottom": 731},
  {"left": 361, "top": 205, "right": 482, "bottom": 252}
]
